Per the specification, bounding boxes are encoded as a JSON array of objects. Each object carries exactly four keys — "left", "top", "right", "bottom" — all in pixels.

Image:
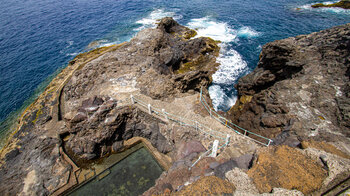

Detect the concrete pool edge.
[{"left": 51, "top": 137, "right": 172, "bottom": 196}]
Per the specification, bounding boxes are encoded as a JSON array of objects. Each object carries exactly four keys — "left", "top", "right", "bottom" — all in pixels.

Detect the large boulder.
[{"left": 175, "top": 140, "right": 206, "bottom": 161}]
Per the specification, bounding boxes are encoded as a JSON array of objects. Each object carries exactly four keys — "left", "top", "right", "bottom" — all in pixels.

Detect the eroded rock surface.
[
  {"left": 175, "top": 176, "right": 235, "bottom": 195},
  {"left": 62, "top": 96, "right": 172, "bottom": 165},
  {"left": 229, "top": 23, "right": 350, "bottom": 149},
  {"left": 63, "top": 17, "right": 219, "bottom": 104},
  {"left": 248, "top": 145, "right": 328, "bottom": 194}
]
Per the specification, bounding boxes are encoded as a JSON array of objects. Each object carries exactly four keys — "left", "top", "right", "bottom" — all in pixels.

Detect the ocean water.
[{"left": 0, "top": 0, "right": 349, "bottom": 138}]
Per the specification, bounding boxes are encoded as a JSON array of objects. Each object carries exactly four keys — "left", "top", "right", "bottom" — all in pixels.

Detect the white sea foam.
[
  {"left": 213, "top": 49, "right": 248, "bottom": 85},
  {"left": 60, "top": 40, "right": 74, "bottom": 54},
  {"left": 134, "top": 9, "right": 183, "bottom": 31},
  {"left": 187, "top": 17, "right": 237, "bottom": 42},
  {"left": 66, "top": 40, "right": 74, "bottom": 48},
  {"left": 66, "top": 52, "right": 79, "bottom": 56},
  {"left": 296, "top": 1, "right": 350, "bottom": 14},
  {"left": 88, "top": 9, "right": 183, "bottom": 50},
  {"left": 187, "top": 17, "right": 256, "bottom": 111},
  {"left": 208, "top": 85, "right": 237, "bottom": 111},
  {"left": 237, "top": 26, "right": 260, "bottom": 38},
  {"left": 209, "top": 48, "right": 248, "bottom": 110}
]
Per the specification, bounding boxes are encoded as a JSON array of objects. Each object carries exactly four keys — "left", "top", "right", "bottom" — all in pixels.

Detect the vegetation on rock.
[
  {"left": 248, "top": 145, "right": 328, "bottom": 194},
  {"left": 175, "top": 176, "right": 235, "bottom": 195},
  {"left": 311, "top": 0, "right": 350, "bottom": 9}
]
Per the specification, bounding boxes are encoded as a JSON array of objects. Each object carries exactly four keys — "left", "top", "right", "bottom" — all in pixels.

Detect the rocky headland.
[
  {"left": 0, "top": 18, "right": 349, "bottom": 195},
  {"left": 312, "top": 0, "right": 350, "bottom": 9}
]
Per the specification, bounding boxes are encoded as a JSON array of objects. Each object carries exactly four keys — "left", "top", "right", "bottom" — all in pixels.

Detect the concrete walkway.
[{"left": 115, "top": 91, "right": 259, "bottom": 159}]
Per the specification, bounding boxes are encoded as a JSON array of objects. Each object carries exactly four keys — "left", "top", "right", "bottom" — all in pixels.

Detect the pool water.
[{"left": 68, "top": 146, "right": 164, "bottom": 196}]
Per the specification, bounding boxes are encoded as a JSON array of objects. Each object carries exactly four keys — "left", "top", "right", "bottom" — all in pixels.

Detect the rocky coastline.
[
  {"left": 311, "top": 0, "right": 350, "bottom": 9},
  {"left": 0, "top": 18, "right": 349, "bottom": 195}
]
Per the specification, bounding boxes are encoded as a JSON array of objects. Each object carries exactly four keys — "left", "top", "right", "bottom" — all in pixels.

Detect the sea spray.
[
  {"left": 296, "top": 1, "right": 350, "bottom": 14},
  {"left": 187, "top": 17, "right": 258, "bottom": 111},
  {"left": 130, "top": 11, "right": 260, "bottom": 111},
  {"left": 134, "top": 9, "right": 183, "bottom": 31}
]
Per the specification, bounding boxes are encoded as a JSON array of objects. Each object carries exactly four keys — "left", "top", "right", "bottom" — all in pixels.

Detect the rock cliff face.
[
  {"left": 63, "top": 96, "right": 172, "bottom": 165},
  {"left": 228, "top": 23, "right": 350, "bottom": 149},
  {"left": 63, "top": 17, "right": 219, "bottom": 102}
]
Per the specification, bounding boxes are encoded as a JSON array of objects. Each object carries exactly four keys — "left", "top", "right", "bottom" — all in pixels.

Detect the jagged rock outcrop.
[
  {"left": 63, "top": 17, "right": 219, "bottom": 103},
  {"left": 228, "top": 23, "right": 350, "bottom": 148},
  {"left": 312, "top": 0, "right": 350, "bottom": 9},
  {"left": 62, "top": 96, "right": 172, "bottom": 165}
]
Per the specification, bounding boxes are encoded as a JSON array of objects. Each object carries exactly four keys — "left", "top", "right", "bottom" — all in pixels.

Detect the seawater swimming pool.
[{"left": 65, "top": 143, "right": 164, "bottom": 196}]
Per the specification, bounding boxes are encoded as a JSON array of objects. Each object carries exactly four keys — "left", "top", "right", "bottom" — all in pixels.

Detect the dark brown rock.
[
  {"left": 70, "top": 112, "right": 87, "bottom": 123},
  {"left": 214, "top": 159, "right": 238, "bottom": 179},
  {"left": 175, "top": 140, "right": 206, "bottom": 161},
  {"left": 228, "top": 23, "right": 350, "bottom": 146},
  {"left": 64, "top": 103, "right": 173, "bottom": 164},
  {"left": 233, "top": 154, "right": 254, "bottom": 170}
]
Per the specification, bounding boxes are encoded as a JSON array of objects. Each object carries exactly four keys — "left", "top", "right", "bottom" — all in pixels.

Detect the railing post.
[
  {"left": 225, "top": 134, "right": 230, "bottom": 145},
  {"left": 267, "top": 139, "right": 272, "bottom": 147},
  {"left": 244, "top": 130, "right": 247, "bottom": 136},
  {"left": 130, "top": 95, "right": 135, "bottom": 104},
  {"left": 162, "top": 109, "right": 168, "bottom": 121},
  {"left": 148, "top": 104, "right": 152, "bottom": 114},
  {"left": 210, "top": 140, "right": 219, "bottom": 157}
]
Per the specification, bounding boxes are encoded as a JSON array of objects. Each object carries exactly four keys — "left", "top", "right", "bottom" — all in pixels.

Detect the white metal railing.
[
  {"left": 200, "top": 87, "right": 273, "bottom": 146},
  {"left": 129, "top": 94, "right": 230, "bottom": 167},
  {"left": 130, "top": 95, "right": 229, "bottom": 142}
]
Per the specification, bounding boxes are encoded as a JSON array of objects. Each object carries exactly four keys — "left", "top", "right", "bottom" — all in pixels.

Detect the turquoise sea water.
[{"left": 0, "top": 0, "right": 349, "bottom": 137}]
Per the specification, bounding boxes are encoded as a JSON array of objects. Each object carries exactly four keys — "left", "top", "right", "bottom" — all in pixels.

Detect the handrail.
[
  {"left": 190, "top": 137, "right": 231, "bottom": 169},
  {"left": 190, "top": 146, "right": 213, "bottom": 169},
  {"left": 132, "top": 96, "right": 227, "bottom": 141},
  {"left": 200, "top": 87, "right": 272, "bottom": 146},
  {"left": 130, "top": 95, "right": 231, "bottom": 166}
]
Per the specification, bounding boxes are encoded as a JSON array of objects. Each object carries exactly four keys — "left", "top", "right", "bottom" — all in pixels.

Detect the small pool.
[{"left": 67, "top": 144, "right": 164, "bottom": 196}]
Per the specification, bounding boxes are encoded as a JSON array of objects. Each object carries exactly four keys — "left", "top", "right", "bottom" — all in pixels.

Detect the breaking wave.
[{"left": 187, "top": 17, "right": 258, "bottom": 111}]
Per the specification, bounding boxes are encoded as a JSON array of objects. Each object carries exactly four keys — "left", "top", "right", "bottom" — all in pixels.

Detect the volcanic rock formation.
[
  {"left": 312, "top": 0, "right": 350, "bottom": 9},
  {"left": 0, "top": 17, "right": 220, "bottom": 195},
  {"left": 0, "top": 18, "right": 350, "bottom": 196},
  {"left": 228, "top": 23, "right": 350, "bottom": 148}
]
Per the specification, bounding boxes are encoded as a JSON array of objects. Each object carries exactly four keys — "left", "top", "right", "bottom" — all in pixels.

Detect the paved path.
[{"left": 116, "top": 92, "right": 259, "bottom": 159}]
